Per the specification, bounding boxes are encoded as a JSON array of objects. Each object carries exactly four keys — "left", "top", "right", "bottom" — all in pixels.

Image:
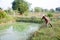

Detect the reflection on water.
[{"left": 0, "top": 22, "right": 40, "bottom": 40}]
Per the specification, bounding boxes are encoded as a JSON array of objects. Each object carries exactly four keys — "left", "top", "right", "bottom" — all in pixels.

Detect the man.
[{"left": 41, "top": 15, "right": 52, "bottom": 27}]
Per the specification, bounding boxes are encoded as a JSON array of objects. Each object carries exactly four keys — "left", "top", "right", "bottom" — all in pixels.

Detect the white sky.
[
  {"left": 0, "top": 0, "right": 14, "bottom": 10},
  {"left": 0, "top": 0, "right": 60, "bottom": 10}
]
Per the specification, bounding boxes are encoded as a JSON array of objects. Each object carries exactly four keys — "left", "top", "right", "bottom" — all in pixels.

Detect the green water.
[{"left": 0, "top": 22, "right": 40, "bottom": 40}]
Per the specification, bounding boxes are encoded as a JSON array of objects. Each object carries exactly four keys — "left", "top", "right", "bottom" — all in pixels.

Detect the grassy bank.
[
  {"left": 0, "top": 23, "right": 13, "bottom": 31},
  {"left": 0, "top": 16, "right": 15, "bottom": 24},
  {"left": 30, "top": 20, "right": 60, "bottom": 40},
  {"left": 16, "top": 17, "right": 43, "bottom": 23},
  {"left": 0, "top": 15, "right": 15, "bottom": 30}
]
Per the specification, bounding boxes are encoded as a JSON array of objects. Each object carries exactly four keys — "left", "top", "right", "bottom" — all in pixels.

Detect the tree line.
[{"left": 0, "top": 0, "right": 60, "bottom": 15}]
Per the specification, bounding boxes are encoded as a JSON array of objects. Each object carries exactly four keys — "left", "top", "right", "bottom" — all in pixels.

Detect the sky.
[
  {"left": 0, "top": 0, "right": 60, "bottom": 10},
  {"left": 0, "top": 0, "right": 14, "bottom": 10}
]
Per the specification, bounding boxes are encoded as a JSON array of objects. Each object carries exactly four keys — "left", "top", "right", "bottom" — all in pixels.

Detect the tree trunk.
[{"left": 20, "top": 12, "right": 23, "bottom": 15}]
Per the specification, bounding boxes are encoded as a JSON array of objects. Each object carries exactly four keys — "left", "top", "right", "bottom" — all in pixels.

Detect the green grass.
[
  {"left": 31, "top": 20, "right": 60, "bottom": 40},
  {"left": 0, "top": 24, "right": 11, "bottom": 31},
  {"left": 13, "top": 22, "right": 30, "bottom": 31},
  {"left": 0, "top": 15, "right": 14, "bottom": 23},
  {"left": 16, "top": 17, "right": 43, "bottom": 23}
]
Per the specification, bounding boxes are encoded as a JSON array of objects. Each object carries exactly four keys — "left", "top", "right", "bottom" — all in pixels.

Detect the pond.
[{"left": 0, "top": 22, "right": 40, "bottom": 40}]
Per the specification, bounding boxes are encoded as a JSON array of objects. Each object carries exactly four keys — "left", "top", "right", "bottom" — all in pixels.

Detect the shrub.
[
  {"left": 0, "top": 10, "right": 7, "bottom": 19},
  {"left": 24, "top": 11, "right": 29, "bottom": 16},
  {"left": 47, "top": 12, "right": 53, "bottom": 17},
  {"left": 24, "top": 13, "right": 28, "bottom": 16},
  {"left": 31, "top": 16, "right": 36, "bottom": 20}
]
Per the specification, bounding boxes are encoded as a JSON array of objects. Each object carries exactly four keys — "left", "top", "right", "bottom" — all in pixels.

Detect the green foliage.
[
  {"left": 16, "top": 17, "right": 43, "bottom": 23},
  {"left": 31, "top": 20, "right": 60, "bottom": 40},
  {"left": 47, "top": 12, "right": 53, "bottom": 17},
  {"left": 0, "top": 8, "right": 2, "bottom": 10},
  {"left": 0, "top": 24, "right": 11, "bottom": 30},
  {"left": 0, "top": 16, "right": 14, "bottom": 23},
  {"left": 12, "top": 0, "right": 29, "bottom": 14},
  {"left": 34, "top": 7, "right": 43, "bottom": 12},
  {"left": 7, "top": 9, "right": 13, "bottom": 14},
  {"left": 43, "top": 9, "right": 48, "bottom": 12},
  {"left": 0, "top": 10, "right": 14, "bottom": 23},
  {"left": 56, "top": 7, "right": 60, "bottom": 12},
  {"left": 49, "top": 9, "right": 55, "bottom": 13},
  {"left": 24, "top": 12, "right": 28, "bottom": 16},
  {"left": 0, "top": 10, "right": 7, "bottom": 19},
  {"left": 13, "top": 22, "right": 30, "bottom": 31},
  {"left": 6, "top": 10, "right": 14, "bottom": 15}
]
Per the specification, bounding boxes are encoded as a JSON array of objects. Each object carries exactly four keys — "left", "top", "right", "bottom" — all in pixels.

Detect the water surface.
[{"left": 0, "top": 22, "right": 40, "bottom": 40}]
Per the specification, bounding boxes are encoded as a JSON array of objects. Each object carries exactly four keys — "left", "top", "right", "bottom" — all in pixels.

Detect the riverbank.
[
  {"left": 0, "top": 16, "right": 15, "bottom": 25},
  {"left": 30, "top": 20, "right": 60, "bottom": 40},
  {"left": 0, "top": 22, "right": 40, "bottom": 40},
  {"left": 16, "top": 16, "right": 43, "bottom": 24},
  {"left": 0, "top": 20, "right": 15, "bottom": 25},
  {"left": 0, "top": 17, "right": 15, "bottom": 30}
]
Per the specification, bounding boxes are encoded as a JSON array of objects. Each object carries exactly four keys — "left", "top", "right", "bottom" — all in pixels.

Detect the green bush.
[
  {"left": 5, "top": 10, "right": 14, "bottom": 15},
  {"left": 24, "top": 11, "right": 29, "bottom": 16},
  {"left": 16, "top": 17, "right": 43, "bottom": 23},
  {"left": 0, "top": 16, "right": 14, "bottom": 23},
  {"left": 47, "top": 12, "right": 53, "bottom": 17},
  {"left": 31, "top": 20, "right": 60, "bottom": 40},
  {"left": 0, "top": 10, "right": 7, "bottom": 19},
  {"left": 0, "top": 10, "right": 14, "bottom": 23}
]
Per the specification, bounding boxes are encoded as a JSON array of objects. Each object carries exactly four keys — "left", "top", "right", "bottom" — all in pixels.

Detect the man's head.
[{"left": 42, "top": 14, "right": 46, "bottom": 18}]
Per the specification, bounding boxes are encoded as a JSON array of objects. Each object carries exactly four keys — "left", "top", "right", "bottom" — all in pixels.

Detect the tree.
[
  {"left": 0, "top": 10, "right": 7, "bottom": 19},
  {"left": 30, "top": 9, "right": 34, "bottom": 12},
  {"left": 12, "top": 0, "right": 29, "bottom": 15},
  {"left": 49, "top": 9, "right": 54, "bottom": 13},
  {"left": 0, "top": 7, "right": 2, "bottom": 10},
  {"left": 34, "top": 7, "right": 43, "bottom": 12},
  {"left": 43, "top": 9, "right": 48, "bottom": 12},
  {"left": 56, "top": 7, "right": 60, "bottom": 12},
  {"left": 47, "top": 13, "right": 53, "bottom": 17}
]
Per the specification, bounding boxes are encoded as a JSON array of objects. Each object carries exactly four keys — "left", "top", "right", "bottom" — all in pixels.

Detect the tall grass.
[
  {"left": 0, "top": 23, "right": 12, "bottom": 31},
  {"left": 0, "top": 10, "right": 14, "bottom": 23},
  {"left": 30, "top": 19, "right": 60, "bottom": 40},
  {"left": 0, "top": 16, "right": 14, "bottom": 23},
  {"left": 16, "top": 17, "right": 43, "bottom": 23}
]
